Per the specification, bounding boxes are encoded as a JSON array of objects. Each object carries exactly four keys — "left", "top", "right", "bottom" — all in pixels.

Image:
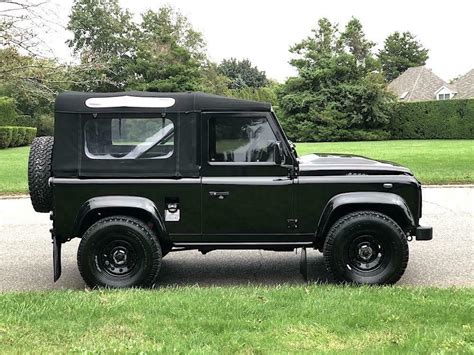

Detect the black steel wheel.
[
  {"left": 77, "top": 216, "right": 162, "bottom": 288},
  {"left": 323, "top": 211, "right": 408, "bottom": 285}
]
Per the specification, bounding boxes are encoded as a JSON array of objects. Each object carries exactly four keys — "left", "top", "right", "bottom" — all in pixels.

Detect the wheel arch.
[
  {"left": 315, "top": 192, "right": 415, "bottom": 247},
  {"left": 73, "top": 196, "right": 167, "bottom": 241}
]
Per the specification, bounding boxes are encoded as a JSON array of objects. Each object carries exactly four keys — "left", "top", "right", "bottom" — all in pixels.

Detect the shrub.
[
  {"left": 390, "top": 99, "right": 474, "bottom": 139},
  {"left": 16, "top": 114, "right": 35, "bottom": 127},
  {"left": 19, "top": 127, "right": 28, "bottom": 145},
  {"left": 0, "top": 126, "right": 37, "bottom": 148},
  {"left": 37, "top": 114, "right": 54, "bottom": 136},
  {"left": 0, "top": 96, "right": 17, "bottom": 126},
  {"left": 9, "top": 126, "right": 20, "bottom": 146},
  {"left": 25, "top": 127, "right": 37, "bottom": 143},
  {"left": 0, "top": 127, "right": 13, "bottom": 148}
]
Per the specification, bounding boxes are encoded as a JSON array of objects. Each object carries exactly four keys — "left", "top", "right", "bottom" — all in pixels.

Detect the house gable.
[{"left": 434, "top": 86, "right": 457, "bottom": 100}]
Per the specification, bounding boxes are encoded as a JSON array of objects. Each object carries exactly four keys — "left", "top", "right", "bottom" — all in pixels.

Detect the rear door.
[{"left": 201, "top": 112, "right": 295, "bottom": 242}]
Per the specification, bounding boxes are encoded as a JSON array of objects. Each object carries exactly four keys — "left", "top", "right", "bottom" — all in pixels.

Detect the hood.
[{"left": 298, "top": 153, "right": 412, "bottom": 176}]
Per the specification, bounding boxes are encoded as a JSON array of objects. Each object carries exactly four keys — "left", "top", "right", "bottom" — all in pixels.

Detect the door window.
[{"left": 209, "top": 116, "right": 278, "bottom": 163}]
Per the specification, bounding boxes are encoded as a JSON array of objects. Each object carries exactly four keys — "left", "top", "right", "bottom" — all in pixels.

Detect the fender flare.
[
  {"left": 316, "top": 192, "right": 415, "bottom": 238},
  {"left": 72, "top": 195, "right": 167, "bottom": 240}
]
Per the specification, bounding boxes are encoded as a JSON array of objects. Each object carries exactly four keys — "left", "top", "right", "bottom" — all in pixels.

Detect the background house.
[
  {"left": 452, "top": 69, "right": 474, "bottom": 99},
  {"left": 388, "top": 66, "right": 474, "bottom": 102}
]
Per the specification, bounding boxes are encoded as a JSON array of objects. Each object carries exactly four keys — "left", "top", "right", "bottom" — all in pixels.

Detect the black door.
[{"left": 201, "top": 112, "right": 295, "bottom": 242}]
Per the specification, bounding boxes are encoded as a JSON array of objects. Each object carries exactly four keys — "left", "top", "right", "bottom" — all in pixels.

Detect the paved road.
[{"left": 0, "top": 187, "right": 472, "bottom": 291}]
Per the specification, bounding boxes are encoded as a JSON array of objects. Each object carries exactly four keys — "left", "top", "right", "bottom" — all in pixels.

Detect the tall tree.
[
  {"left": 128, "top": 6, "right": 206, "bottom": 92},
  {"left": 67, "top": 0, "right": 136, "bottom": 58},
  {"left": 217, "top": 58, "right": 268, "bottom": 89},
  {"left": 340, "top": 17, "right": 376, "bottom": 68},
  {"left": 67, "top": 0, "right": 137, "bottom": 91},
  {"left": 0, "top": 1, "right": 70, "bottom": 113},
  {"left": 279, "top": 18, "right": 393, "bottom": 142},
  {"left": 378, "top": 31, "right": 429, "bottom": 82},
  {"left": 67, "top": 1, "right": 207, "bottom": 92}
]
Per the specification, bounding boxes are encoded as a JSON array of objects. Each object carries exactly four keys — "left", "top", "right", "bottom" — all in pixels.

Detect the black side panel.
[
  {"left": 52, "top": 178, "right": 202, "bottom": 242},
  {"left": 52, "top": 112, "right": 80, "bottom": 178}
]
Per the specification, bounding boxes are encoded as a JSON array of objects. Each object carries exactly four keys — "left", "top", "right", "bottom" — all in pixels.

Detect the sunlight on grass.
[{"left": 0, "top": 286, "right": 472, "bottom": 353}]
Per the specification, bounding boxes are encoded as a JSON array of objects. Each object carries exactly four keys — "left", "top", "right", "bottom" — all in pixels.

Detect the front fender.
[
  {"left": 316, "top": 192, "right": 415, "bottom": 238},
  {"left": 73, "top": 195, "right": 167, "bottom": 239}
]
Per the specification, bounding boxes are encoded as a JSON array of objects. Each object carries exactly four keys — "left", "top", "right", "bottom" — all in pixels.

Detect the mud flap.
[
  {"left": 51, "top": 229, "right": 62, "bottom": 282},
  {"left": 299, "top": 247, "right": 308, "bottom": 282}
]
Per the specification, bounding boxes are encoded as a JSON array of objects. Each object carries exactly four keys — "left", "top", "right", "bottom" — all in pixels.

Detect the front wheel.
[
  {"left": 323, "top": 211, "right": 408, "bottom": 285},
  {"left": 77, "top": 216, "right": 162, "bottom": 288}
]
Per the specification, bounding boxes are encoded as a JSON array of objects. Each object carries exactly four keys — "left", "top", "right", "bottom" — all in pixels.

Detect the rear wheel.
[
  {"left": 323, "top": 211, "right": 408, "bottom": 285},
  {"left": 77, "top": 216, "right": 162, "bottom": 288}
]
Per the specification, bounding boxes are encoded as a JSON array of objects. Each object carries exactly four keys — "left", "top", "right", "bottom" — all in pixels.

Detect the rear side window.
[
  {"left": 209, "top": 116, "right": 278, "bottom": 163},
  {"left": 85, "top": 118, "right": 174, "bottom": 160}
]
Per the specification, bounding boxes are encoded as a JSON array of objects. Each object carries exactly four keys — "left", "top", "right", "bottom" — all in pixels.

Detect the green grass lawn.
[
  {"left": 0, "top": 146, "right": 29, "bottom": 194},
  {"left": 297, "top": 140, "right": 473, "bottom": 184},
  {"left": 0, "top": 140, "right": 473, "bottom": 194},
  {"left": 0, "top": 286, "right": 472, "bottom": 353}
]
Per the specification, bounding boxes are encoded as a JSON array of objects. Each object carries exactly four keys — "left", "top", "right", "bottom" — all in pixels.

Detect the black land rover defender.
[{"left": 28, "top": 91, "right": 432, "bottom": 288}]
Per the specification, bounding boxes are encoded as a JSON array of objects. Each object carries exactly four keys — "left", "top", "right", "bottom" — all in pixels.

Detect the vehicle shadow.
[{"left": 157, "top": 249, "right": 334, "bottom": 286}]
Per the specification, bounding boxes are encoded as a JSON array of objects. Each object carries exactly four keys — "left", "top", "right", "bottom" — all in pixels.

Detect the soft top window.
[{"left": 85, "top": 117, "right": 174, "bottom": 160}]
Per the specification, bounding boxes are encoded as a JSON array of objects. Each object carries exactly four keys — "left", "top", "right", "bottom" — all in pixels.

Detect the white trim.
[
  {"left": 434, "top": 86, "right": 457, "bottom": 100},
  {"left": 85, "top": 96, "right": 176, "bottom": 108},
  {"left": 434, "top": 86, "right": 457, "bottom": 96}
]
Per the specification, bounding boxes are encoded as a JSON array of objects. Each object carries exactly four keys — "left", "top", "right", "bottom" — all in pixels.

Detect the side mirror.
[{"left": 273, "top": 141, "right": 284, "bottom": 165}]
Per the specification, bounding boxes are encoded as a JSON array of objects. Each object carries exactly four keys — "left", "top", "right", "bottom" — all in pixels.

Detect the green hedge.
[
  {"left": 0, "top": 96, "right": 17, "bottom": 126},
  {"left": 16, "top": 114, "right": 35, "bottom": 127},
  {"left": 0, "top": 126, "right": 37, "bottom": 149},
  {"left": 390, "top": 99, "right": 474, "bottom": 139}
]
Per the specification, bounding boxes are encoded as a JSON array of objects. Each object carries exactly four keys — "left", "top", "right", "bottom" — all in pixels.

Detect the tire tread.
[{"left": 28, "top": 136, "right": 54, "bottom": 212}]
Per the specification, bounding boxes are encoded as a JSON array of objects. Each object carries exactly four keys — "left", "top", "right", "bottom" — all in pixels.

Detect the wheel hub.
[
  {"left": 112, "top": 248, "right": 127, "bottom": 265},
  {"left": 96, "top": 240, "right": 138, "bottom": 276},
  {"left": 346, "top": 235, "right": 386, "bottom": 272},
  {"left": 358, "top": 244, "right": 374, "bottom": 261}
]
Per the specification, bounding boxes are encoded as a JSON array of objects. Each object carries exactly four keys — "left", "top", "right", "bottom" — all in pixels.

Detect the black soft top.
[{"left": 55, "top": 91, "right": 271, "bottom": 113}]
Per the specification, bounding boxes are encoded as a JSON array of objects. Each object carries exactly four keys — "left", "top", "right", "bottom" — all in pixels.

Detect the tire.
[
  {"left": 28, "top": 136, "right": 54, "bottom": 213},
  {"left": 77, "top": 216, "right": 162, "bottom": 289},
  {"left": 323, "top": 211, "right": 409, "bottom": 285}
]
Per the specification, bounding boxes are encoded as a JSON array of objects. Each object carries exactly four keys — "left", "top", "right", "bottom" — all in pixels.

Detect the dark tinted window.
[
  {"left": 209, "top": 116, "right": 278, "bottom": 163},
  {"left": 85, "top": 118, "right": 174, "bottom": 160}
]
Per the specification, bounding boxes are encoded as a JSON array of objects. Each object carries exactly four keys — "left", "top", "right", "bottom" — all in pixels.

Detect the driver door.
[{"left": 201, "top": 112, "right": 295, "bottom": 242}]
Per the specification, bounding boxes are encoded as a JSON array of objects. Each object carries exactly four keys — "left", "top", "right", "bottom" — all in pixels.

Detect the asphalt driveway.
[{"left": 0, "top": 187, "right": 472, "bottom": 291}]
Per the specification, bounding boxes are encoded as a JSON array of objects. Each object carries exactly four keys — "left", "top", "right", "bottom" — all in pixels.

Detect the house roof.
[
  {"left": 388, "top": 66, "right": 456, "bottom": 102},
  {"left": 452, "top": 69, "right": 474, "bottom": 99}
]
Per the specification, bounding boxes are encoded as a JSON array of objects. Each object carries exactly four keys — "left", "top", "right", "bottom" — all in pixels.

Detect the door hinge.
[{"left": 287, "top": 219, "right": 298, "bottom": 230}]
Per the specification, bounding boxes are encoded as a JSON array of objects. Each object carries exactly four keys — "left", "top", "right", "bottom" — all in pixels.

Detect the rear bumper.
[{"left": 415, "top": 226, "right": 433, "bottom": 241}]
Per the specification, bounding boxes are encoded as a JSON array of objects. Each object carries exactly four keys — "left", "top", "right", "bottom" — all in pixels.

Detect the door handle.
[{"left": 209, "top": 191, "right": 230, "bottom": 199}]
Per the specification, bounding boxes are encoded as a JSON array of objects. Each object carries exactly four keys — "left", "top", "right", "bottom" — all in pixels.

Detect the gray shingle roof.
[
  {"left": 388, "top": 66, "right": 456, "bottom": 102},
  {"left": 452, "top": 69, "right": 474, "bottom": 99}
]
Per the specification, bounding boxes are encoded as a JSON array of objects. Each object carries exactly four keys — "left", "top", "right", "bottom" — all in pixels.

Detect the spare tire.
[{"left": 28, "top": 136, "right": 54, "bottom": 213}]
